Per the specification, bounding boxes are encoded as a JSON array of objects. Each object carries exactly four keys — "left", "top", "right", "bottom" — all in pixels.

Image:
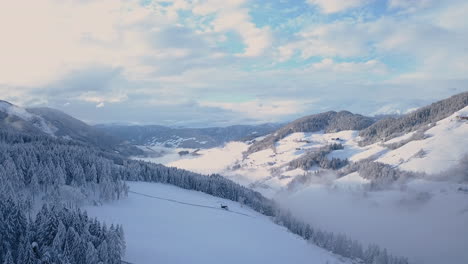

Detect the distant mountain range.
[
  {"left": 0, "top": 99, "right": 282, "bottom": 153},
  {"left": 95, "top": 123, "right": 281, "bottom": 148}
]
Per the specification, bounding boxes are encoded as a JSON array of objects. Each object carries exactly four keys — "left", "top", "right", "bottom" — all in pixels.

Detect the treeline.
[
  {"left": 338, "top": 160, "right": 421, "bottom": 189},
  {"left": 0, "top": 200, "right": 125, "bottom": 264},
  {"left": 120, "top": 160, "right": 276, "bottom": 216},
  {"left": 382, "top": 128, "right": 431, "bottom": 150},
  {"left": 288, "top": 144, "right": 348, "bottom": 171},
  {"left": 359, "top": 91, "right": 468, "bottom": 146}
]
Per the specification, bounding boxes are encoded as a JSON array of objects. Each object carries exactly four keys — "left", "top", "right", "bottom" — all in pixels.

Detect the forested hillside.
[{"left": 247, "top": 111, "right": 374, "bottom": 154}]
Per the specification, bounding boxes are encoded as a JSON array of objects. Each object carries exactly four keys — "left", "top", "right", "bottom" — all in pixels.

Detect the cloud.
[
  {"left": 200, "top": 99, "right": 316, "bottom": 120},
  {"left": 0, "top": 0, "right": 168, "bottom": 87},
  {"left": 277, "top": 21, "right": 371, "bottom": 61},
  {"left": 310, "top": 58, "right": 388, "bottom": 74},
  {"left": 307, "top": 0, "right": 368, "bottom": 14},
  {"left": 387, "top": 0, "right": 434, "bottom": 13},
  {"left": 192, "top": 0, "right": 272, "bottom": 57}
]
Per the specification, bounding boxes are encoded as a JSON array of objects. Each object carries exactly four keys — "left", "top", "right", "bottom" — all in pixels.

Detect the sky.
[{"left": 1, "top": 0, "right": 468, "bottom": 127}]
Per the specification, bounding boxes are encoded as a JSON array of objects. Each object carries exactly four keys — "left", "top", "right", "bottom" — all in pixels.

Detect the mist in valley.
[{"left": 276, "top": 179, "right": 468, "bottom": 264}]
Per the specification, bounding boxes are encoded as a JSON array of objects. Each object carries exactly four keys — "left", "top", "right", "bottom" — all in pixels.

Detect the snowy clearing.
[{"left": 85, "top": 182, "right": 350, "bottom": 264}]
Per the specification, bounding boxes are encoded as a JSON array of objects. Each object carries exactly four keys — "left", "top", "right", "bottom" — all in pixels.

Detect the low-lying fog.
[{"left": 276, "top": 180, "right": 468, "bottom": 264}]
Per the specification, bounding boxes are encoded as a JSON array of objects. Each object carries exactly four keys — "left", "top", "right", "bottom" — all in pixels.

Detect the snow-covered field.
[{"left": 85, "top": 182, "right": 351, "bottom": 264}]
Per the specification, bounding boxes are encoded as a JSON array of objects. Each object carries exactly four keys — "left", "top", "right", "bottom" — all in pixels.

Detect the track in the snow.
[{"left": 128, "top": 190, "right": 255, "bottom": 218}]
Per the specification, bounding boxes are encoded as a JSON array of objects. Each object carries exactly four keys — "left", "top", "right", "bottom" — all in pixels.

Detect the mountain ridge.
[{"left": 0, "top": 101, "right": 143, "bottom": 156}]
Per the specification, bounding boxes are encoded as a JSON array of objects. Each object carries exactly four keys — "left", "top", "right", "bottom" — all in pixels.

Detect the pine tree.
[
  {"left": 116, "top": 225, "right": 126, "bottom": 254},
  {"left": 98, "top": 240, "right": 109, "bottom": 264},
  {"left": 2, "top": 250, "right": 14, "bottom": 264},
  {"left": 18, "top": 233, "right": 38, "bottom": 264},
  {"left": 85, "top": 242, "right": 99, "bottom": 264},
  {"left": 106, "top": 226, "right": 122, "bottom": 264},
  {"left": 63, "top": 227, "right": 79, "bottom": 263},
  {"left": 52, "top": 221, "right": 67, "bottom": 252}
]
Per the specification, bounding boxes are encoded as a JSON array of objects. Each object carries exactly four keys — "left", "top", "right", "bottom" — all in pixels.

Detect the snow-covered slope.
[
  {"left": 374, "top": 106, "right": 468, "bottom": 174},
  {"left": 0, "top": 100, "right": 57, "bottom": 135},
  {"left": 85, "top": 182, "right": 351, "bottom": 264}
]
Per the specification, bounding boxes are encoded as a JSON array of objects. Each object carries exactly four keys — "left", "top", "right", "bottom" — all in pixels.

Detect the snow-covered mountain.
[
  {"left": 166, "top": 92, "right": 468, "bottom": 195},
  {"left": 0, "top": 100, "right": 57, "bottom": 135},
  {"left": 0, "top": 100, "right": 142, "bottom": 156}
]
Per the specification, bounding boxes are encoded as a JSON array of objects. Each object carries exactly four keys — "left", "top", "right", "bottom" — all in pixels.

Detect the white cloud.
[
  {"left": 277, "top": 21, "right": 370, "bottom": 61},
  {"left": 310, "top": 58, "right": 388, "bottom": 74},
  {"left": 307, "top": 0, "right": 368, "bottom": 14},
  {"left": 77, "top": 91, "right": 128, "bottom": 105},
  {"left": 200, "top": 99, "right": 315, "bottom": 120},
  {"left": 0, "top": 0, "right": 170, "bottom": 87},
  {"left": 387, "top": 0, "right": 434, "bottom": 13},
  {"left": 192, "top": 0, "right": 271, "bottom": 57}
]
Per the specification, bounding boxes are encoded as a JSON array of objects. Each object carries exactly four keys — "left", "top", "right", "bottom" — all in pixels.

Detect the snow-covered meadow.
[{"left": 85, "top": 182, "right": 350, "bottom": 264}]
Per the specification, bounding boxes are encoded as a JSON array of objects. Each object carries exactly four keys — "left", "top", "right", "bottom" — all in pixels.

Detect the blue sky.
[{"left": 1, "top": 0, "right": 467, "bottom": 126}]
